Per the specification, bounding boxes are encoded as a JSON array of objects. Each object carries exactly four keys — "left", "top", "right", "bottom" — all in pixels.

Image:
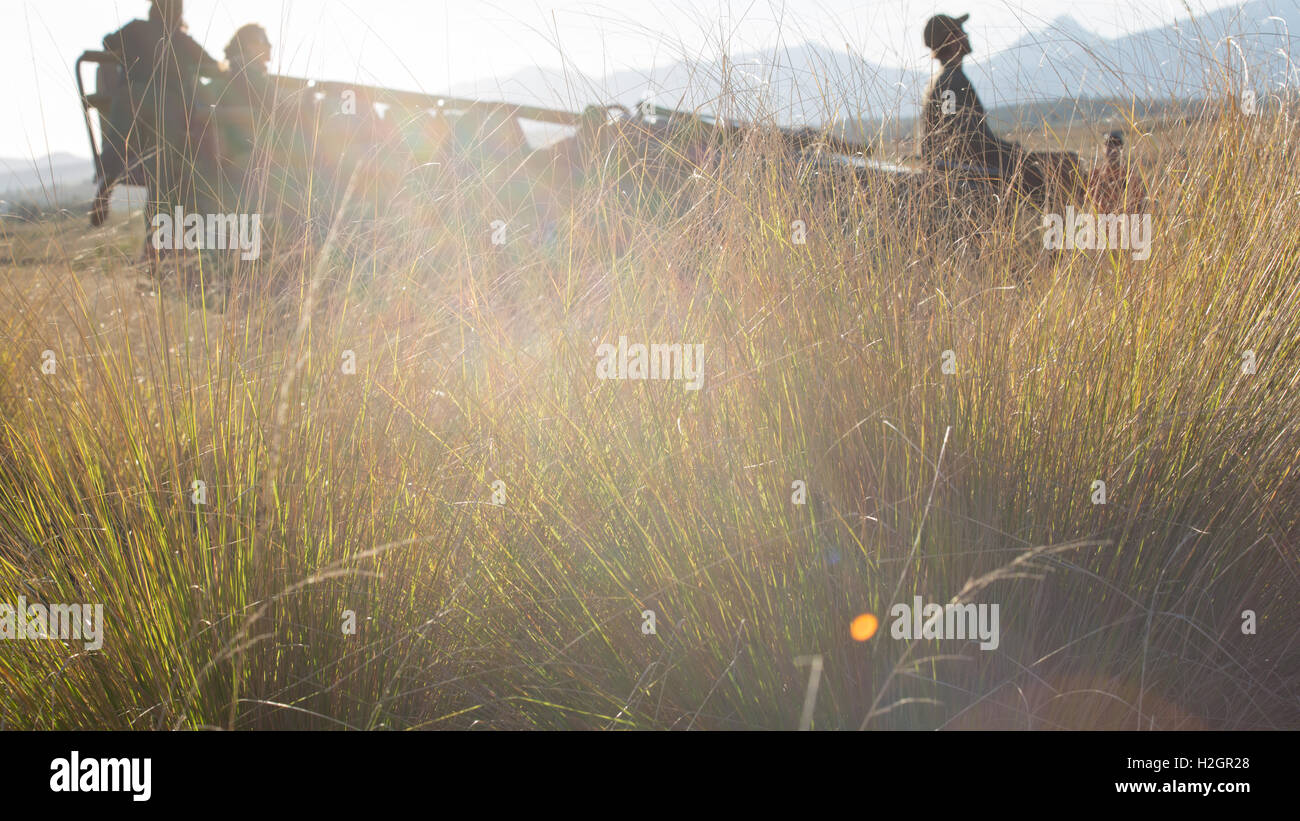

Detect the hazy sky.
[{"left": 1, "top": 0, "right": 1254, "bottom": 158}]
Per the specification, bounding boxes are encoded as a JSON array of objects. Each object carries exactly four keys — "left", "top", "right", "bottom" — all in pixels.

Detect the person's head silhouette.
[
  {"left": 924, "top": 13, "right": 971, "bottom": 65},
  {"left": 226, "top": 24, "right": 272, "bottom": 74}
]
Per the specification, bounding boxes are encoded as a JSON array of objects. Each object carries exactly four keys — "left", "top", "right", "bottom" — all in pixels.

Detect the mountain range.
[{"left": 449, "top": 0, "right": 1300, "bottom": 124}]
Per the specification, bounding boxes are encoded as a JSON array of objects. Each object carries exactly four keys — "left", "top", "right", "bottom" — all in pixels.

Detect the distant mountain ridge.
[
  {"left": 0, "top": 153, "right": 96, "bottom": 215},
  {"left": 450, "top": 0, "right": 1300, "bottom": 124},
  {"left": 0, "top": 153, "right": 93, "bottom": 196}
]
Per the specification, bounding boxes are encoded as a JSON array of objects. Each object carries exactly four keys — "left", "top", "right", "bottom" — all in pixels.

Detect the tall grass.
[{"left": 0, "top": 46, "right": 1297, "bottom": 729}]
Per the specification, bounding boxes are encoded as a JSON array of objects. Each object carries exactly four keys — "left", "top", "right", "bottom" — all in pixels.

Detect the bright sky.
[{"left": 1, "top": 0, "right": 1247, "bottom": 159}]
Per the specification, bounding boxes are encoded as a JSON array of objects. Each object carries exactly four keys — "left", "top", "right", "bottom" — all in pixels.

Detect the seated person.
[
  {"left": 215, "top": 24, "right": 275, "bottom": 176},
  {"left": 920, "top": 12, "right": 1046, "bottom": 198},
  {"left": 214, "top": 24, "right": 315, "bottom": 242},
  {"left": 94, "top": 0, "right": 224, "bottom": 234},
  {"left": 1086, "top": 130, "right": 1147, "bottom": 213}
]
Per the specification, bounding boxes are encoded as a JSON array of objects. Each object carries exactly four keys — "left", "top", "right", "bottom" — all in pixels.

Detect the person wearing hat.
[{"left": 920, "top": 12, "right": 1033, "bottom": 189}]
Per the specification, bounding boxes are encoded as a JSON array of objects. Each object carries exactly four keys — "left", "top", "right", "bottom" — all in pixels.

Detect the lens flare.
[{"left": 850, "top": 613, "right": 878, "bottom": 641}]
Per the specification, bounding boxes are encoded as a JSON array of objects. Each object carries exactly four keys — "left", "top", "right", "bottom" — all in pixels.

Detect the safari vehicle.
[
  {"left": 610, "top": 100, "right": 1087, "bottom": 218},
  {"left": 75, "top": 46, "right": 1087, "bottom": 243}
]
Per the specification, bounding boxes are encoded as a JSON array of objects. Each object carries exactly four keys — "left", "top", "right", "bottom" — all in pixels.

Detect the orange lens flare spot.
[{"left": 850, "top": 613, "right": 878, "bottom": 641}]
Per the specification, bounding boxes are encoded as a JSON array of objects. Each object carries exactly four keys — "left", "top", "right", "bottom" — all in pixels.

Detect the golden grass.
[{"left": 0, "top": 73, "right": 1297, "bottom": 729}]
